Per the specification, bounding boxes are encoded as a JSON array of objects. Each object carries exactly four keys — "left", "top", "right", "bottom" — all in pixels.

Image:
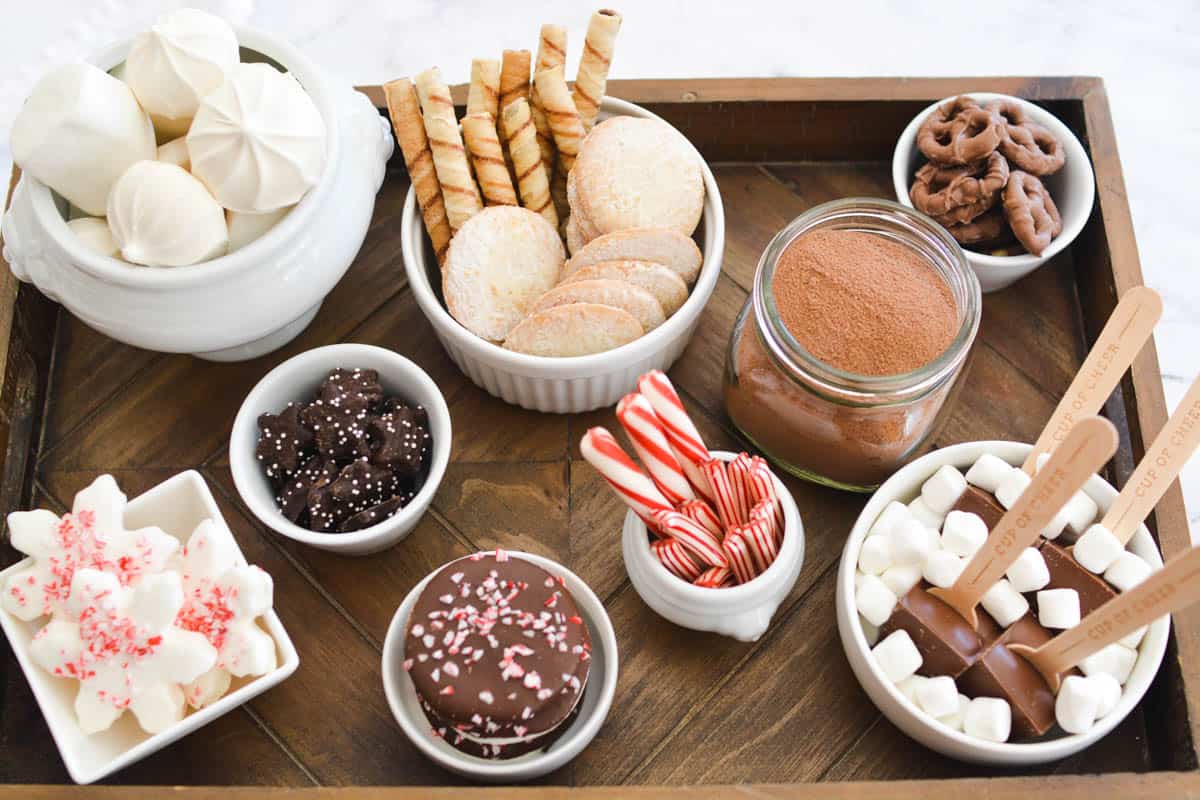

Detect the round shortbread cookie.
[
  {"left": 566, "top": 168, "right": 601, "bottom": 245},
  {"left": 561, "top": 259, "right": 689, "bottom": 316},
  {"left": 570, "top": 116, "right": 704, "bottom": 238},
  {"left": 564, "top": 227, "right": 703, "bottom": 285},
  {"left": 443, "top": 206, "right": 565, "bottom": 342},
  {"left": 565, "top": 214, "right": 587, "bottom": 255},
  {"left": 532, "top": 278, "right": 666, "bottom": 332},
  {"left": 504, "top": 303, "right": 643, "bottom": 357}
]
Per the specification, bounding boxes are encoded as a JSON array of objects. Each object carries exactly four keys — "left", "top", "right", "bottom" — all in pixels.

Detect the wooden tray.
[{"left": 1, "top": 77, "right": 1198, "bottom": 797}]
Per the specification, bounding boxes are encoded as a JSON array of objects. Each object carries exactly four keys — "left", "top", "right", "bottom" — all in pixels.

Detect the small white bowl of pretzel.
[{"left": 389, "top": 9, "right": 725, "bottom": 413}]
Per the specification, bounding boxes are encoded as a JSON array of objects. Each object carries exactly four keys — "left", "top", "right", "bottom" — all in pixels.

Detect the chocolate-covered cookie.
[{"left": 256, "top": 403, "right": 315, "bottom": 484}]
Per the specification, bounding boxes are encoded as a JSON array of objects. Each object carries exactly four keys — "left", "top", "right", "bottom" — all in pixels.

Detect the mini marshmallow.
[
  {"left": 1079, "top": 643, "right": 1137, "bottom": 685},
  {"left": 965, "top": 453, "right": 1014, "bottom": 493},
  {"left": 922, "top": 465, "right": 967, "bottom": 514},
  {"left": 1055, "top": 674, "right": 1101, "bottom": 734},
  {"left": 1037, "top": 588, "right": 1081, "bottom": 629},
  {"left": 941, "top": 510, "right": 988, "bottom": 558},
  {"left": 981, "top": 578, "right": 1030, "bottom": 628},
  {"left": 995, "top": 469, "right": 1032, "bottom": 510},
  {"left": 860, "top": 615, "right": 881, "bottom": 647},
  {"left": 1104, "top": 551, "right": 1154, "bottom": 592},
  {"left": 890, "top": 518, "right": 934, "bottom": 566},
  {"left": 858, "top": 534, "right": 893, "bottom": 575},
  {"left": 963, "top": 697, "right": 1012, "bottom": 743},
  {"left": 938, "top": 693, "right": 971, "bottom": 732},
  {"left": 1041, "top": 506, "right": 1071, "bottom": 541},
  {"left": 856, "top": 574, "right": 899, "bottom": 627},
  {"left": 916, "top": 675, "right": 960, "bottom": 718},
  {"left": 1005, "top": 547, "right": 1051, "bottom": 593},
  {"left": 923, "top": 550, "right": 966, "bottom": 589},
  {"left": 870, "top": 500, "right": 912, "bottom": 539},
  {"left": 881, "top": 563, "right": 923, "bottom": 597},
  {"left": 1090, "top": 673, "right": 1123, "bottom": 718},
  {"left": 872, "top": 629, "right": 923, "bottom": 683},
  {"left": 907, "top": 497, "right": 945, "bottom": 531},
  {"left": 1073, "top": 524, "right": 1125, "bottom": 574},
  {"left": 1119, "top": 625, "right": 1148, "bottom": 650},
  {"left": 895, "top": 674, "right": 928, "bottom": 704},
  {"left": 1063, "top": 491, "right": 1100, "bottom": 536}
]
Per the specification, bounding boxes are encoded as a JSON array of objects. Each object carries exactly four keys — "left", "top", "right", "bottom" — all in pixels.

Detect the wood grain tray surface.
[{"left": 1, "top": 77, "right": 1198, "bottom": 797}]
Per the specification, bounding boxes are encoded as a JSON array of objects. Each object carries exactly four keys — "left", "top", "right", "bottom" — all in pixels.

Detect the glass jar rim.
[{"left": 752, "top": 198, "right": 982, "bottom": 401}]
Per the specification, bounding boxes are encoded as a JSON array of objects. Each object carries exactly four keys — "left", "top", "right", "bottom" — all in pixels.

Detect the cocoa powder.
[{"left": 771, "top": 229, "right": 957, "bottom": 375}]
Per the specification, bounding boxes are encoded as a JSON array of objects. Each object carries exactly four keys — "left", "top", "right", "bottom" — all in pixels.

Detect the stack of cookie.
[{"left": 909, "top": 96, "right": 1065, "bottom": 256}]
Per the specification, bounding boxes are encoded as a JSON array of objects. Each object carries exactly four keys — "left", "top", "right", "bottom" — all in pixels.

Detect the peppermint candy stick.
[
  {"left": 651, "top": 539, "right": 703, "bottom": 581},
  {"left": 750, "top": 498, "right": 779, "bottom": 545},
  {"left": 723, "top": 530, "right": 758, "bottom": 584},
  {"left": 749, "top": 456, "right": 784, "bottom": 532},
  {"left": 637, "top": 371, "right": 714, "bottom": 502},
  {"left": 580, "top": 428, "right": 674, "bottom": 529},
  {"left": 694, "top": 567, "right": 732, "bottom": 588},
  {"left": 743, "top": 519, "right": 779, "bottom": 572},
  {"left": 679, "top": 499, "right": 723, "bottom": 540},
  {"left": 727, "top": 454, "right": 756, "bottom": 526},
  {"left": 653, "top": 509, "right": 727, "bottom": 568},
  {"left": 616, "top": 393, "right": 695, "bottom": 506},
  {"left": 702, "top": 459, "right": 742, "bottom": 531}
]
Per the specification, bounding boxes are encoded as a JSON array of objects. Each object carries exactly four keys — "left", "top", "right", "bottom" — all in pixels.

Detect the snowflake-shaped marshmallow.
[
  {"left": 3, "top": 475, "right": 178, "bottom": 621},
  {"left": 30, "top": 567, "right": 217, "bottom": 734},
  {"left": 175, "top": 519, "right": 276, "bottom": 708}
]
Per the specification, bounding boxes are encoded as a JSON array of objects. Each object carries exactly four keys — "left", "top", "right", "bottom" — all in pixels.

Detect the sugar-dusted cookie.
[
  {"left": 564, "top": 227, "right": 703, "bottom": 285},
  {"left": 569, "top": 116, "right": 704, "bottom": 238},
  {"left": 532, "top": 278, "right": 666, "bottom": 332},
  {"left": 560, "top": 259, "right": 689, "bottom": 316},
  {"left": 565, "top": 214, "right": 586, "bottom": 255},
  {"left": 443, "top": 206, "right": 565, "bottom": 342},
  {"left": 504, "top": 303, "right": 643, "bottom": 357}
]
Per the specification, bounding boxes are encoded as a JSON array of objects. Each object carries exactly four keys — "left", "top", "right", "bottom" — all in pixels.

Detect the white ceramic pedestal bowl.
[
  {"left": 836, "top": 441, "right": 1168, "bottom": 766},
  {"left": 623, "top": 451, "right": 805, "bottom": 642},
  {"left": 401, "top": 96, "right": 725, "bottom": 414},
  {"left": 892, "top": 93, "right": 1095, "bottom": 293},
  {"left": 1, "top": 26, "right": 393, "bottom": 362}
]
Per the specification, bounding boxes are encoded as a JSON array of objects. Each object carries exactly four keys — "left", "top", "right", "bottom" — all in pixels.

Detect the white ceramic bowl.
[
  {"left": 623, "top": 451, "right": 805, "bottom": 642},
  {"left": 380, "top": 550, "right": 618, "bottom": 782},
  {"left": 836, "top": 441, "right": 1168, "bottom": 765},
  {"left": 401, "top": 96, "right": 725, "bottom": 414},
  {"left": 229, "top": 343, "right": 451, "bottom": 556},
  {"left": 0, "top": 470, "right": 299, "bottom": 784},
  {"left": 892, "top": 93, "right": 1095, "bottom": 293},
  {"left": 1, "top": 25, "right": 393, "bottom": 361}
]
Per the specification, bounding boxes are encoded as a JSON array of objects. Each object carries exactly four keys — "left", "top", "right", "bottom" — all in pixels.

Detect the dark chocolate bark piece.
[{"left": 256, "top": 403, "right": 315, "bottom": 483}]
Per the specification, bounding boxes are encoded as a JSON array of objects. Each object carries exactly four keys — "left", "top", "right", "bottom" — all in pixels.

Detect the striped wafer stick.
[
  {"left": 572, "top": 8, "right": 622, "bottom": 129},
  {"left": 653, "top": 510, "right": 727, "bottom": 568},
  {"left": 530, "top": 24, "right": 566, "bottom": 177},
  {"left": 693, "top": 567, "right": 732, "bottom": 588},
  {"left": 702, "top": 459, "right": 742, "bottom": 531},
  {"left": 723, "top": 531, "right": 758, "bottom": 584},
  {"left": 382, "top": 78, "right": 452, "bottom": 265},
  {"left": 652, "top": 539, "right": 703, "bottom": 581},
  {"left": 615, "top": 393, "right": 695, "bottom": 506},
  {"left": 462, "top": 113, "right": 518, "bottom": 207},
  {"left": 414, "top": 67, "right": 482, "bottom": 231},
  {"left": 726, "top": 454, "right": 755, "bottom": 526},
  {"left": 637, "top": 371, "right": 714, "bottom": 502},
  {"left": 749, "top": 456, "right": 784, "bottom": 531},
  {"left": 534, "top": 65, "right": 585, "bottom": 176},
  {"left": 498, "top": 50, "right": 531, "bottom": 114},
  {"left": 466, "top": 58, "right": 500, "bottom": 119},
  {"left": 500, "top": 99, "right": 557, "bottom": 229},
  {"left": 580, "top": 427, "right": 673, "bottom": 528},
  {"left": 679, "top": 499, "right": 723, "bottom": 540}
]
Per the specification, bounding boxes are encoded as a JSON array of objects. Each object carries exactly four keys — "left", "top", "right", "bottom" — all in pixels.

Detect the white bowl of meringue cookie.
[
  {"left": 0, "top": 471, "right": 298, "bottom": 784},
  {"left": 1, "top": 9, "right": 394, "bottom": 360}
]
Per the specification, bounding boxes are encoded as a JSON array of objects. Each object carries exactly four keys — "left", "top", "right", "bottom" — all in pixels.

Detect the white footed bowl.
[
  {"left": 836, "top": 441, "right": 1168, "bottom": 766},
  {"left": 1, "top": 25, "right": 393, "bottom": 361},
  {"left": 401, "top": 96, "right": 725, "bottom": 414},
  {"left": 623, "top": 451, "right": 805, "bottom": 642},
  {"left": 892, "top": 93, "right": 1095, "bottom": 293}
]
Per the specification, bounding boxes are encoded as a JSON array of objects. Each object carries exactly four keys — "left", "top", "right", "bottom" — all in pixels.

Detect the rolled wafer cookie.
[
  {"left": 383, "top": 77, "right": 452, "bottom": 264},
  {"left": 415, "top": 67, "right": 483, "bottom": 232},
  {"left": 500, "top": 98, "right": 557, "bottom": 229},
  {"left": 573, "top": 9, "right": 622, "bottom": 129},
  {"left": 565, "top": 227, "right": 703, "bottom": 285},
  {"left": 504, "top": 303, "right": 643, "bottom": 357},
  {"left": 534, "top": 65, "right": 586, "bottom": 176},
  {"left": 561, "top": 259, "right": 688, "bottom": 316},
  {"left": 532, "top": 278, "right": 666, "bottom": 332},
  {"left": 498, "top": 49, "right": 531, "bottom": 113},
  {"left": 466, "top": 58, "right": 500, "bottom": 119},
  {"left": 462, "top": 113, "right": 518, "bottom": 207},
  {"left": 531, "top": 24, "right": 567, "bottom": 175}
]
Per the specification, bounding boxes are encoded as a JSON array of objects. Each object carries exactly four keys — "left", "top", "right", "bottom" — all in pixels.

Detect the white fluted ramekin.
[{"left": 401, "top": 97, "right": 725, "bottom": 414}]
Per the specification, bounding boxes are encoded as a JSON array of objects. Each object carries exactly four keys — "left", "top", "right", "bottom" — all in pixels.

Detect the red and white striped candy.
[
  {"left": 693, "top": 567, "right": 732, "bottom": 588},
  {"left": 741, "top": 519, "right": 778, "bottom": 572},
  {"left": 616, "top": 393, "right": 695, "bottom": 506},
  {"left": 702, "top": 459, "right": 742, "bottom": 531},
  {"left": 750, "top": 499, "right": 779, "bottom": 546},
  {"left": 653, "top": 509, "right": 727, "bottom": 568},
  {"left": 727, "top": 454, "right": 755, "bottom": 526},
  {"left": 637, "top": 371, "right": 715, "bottom": 502},
  {"left": 580, "top": 428, "right": 674, "bottom": 529},
  {"left": 651, "top": 539, "right": 703, "bottom": 581},
  {"left": 723, "top": 530, "right": 758, "bottom": 584},
  {"left": 679, "top": 499, "right": 723, "bottom": 541},
  {"left": 749, "top": 456, "right": 784, "bottom": 532}
]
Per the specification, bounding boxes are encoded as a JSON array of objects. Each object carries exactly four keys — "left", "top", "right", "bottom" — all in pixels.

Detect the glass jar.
[{"left": 723, "top": 198, "right": 981, "bottom": 492}]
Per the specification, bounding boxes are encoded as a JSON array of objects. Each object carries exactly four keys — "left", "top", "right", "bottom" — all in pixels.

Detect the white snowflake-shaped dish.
[{"left": 2, "top": 475, "right": 178, "bottom": 621}]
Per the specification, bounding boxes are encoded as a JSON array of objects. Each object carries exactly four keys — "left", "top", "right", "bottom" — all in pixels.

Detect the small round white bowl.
[
  {"left": 1, "top": 25, "right": 393, "bottom": 361},
  {"left": 836, "top": 440, "right": 1168, "bottom": 766},
  {"left": 623, "top": 451, "right": 805, "bottom": 642},
  {"left": 401, "top": 96, "right": 726, "bottom": 414},
  {"left": 381, "top": 551, "right": 618, "bottom": 782},
  {"left": 892, "top": 93, "right": 1095, "bottom": 293},
  {"left": 229, "top": 343, "right": 451, "bottom": 556}
]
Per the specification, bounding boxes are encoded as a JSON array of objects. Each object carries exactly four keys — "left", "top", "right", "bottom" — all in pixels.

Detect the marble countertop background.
[{"left": 1, "top": 0, "right": 1196, "bottom": 534}]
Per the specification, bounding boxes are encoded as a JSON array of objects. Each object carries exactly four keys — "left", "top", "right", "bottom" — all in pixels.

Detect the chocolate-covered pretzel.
[
  {"left": 942, "top": 207, "right": 1011, "bottom": 247},
  {"left": 988, "top": 99, "right": 1028, "bottom": 128},
  {"left": 999, "top": 121, "right": 1065, "bottom": 176},
  {"left": 917, "top": 98, "right": 1003, "bottom": 165},
  {"left": 911, "top": 151, "right": 1010, "bottom": 221},
  {"left": 1003, "top": 171, "right": 1062, "bottom": 255}
]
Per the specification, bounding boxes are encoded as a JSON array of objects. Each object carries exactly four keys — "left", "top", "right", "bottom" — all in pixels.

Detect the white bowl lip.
[
  {"left": 838, "top": 440, "right": 1169, "bottom": 760},
  {"left": 400, "top": 95, "right": 726, "bottom": 380},
  {"left": 380, "top": 549, "right": 619, "bottom": 780},
  {"left": 0, "top": 469, "right": 300, "bottom": 784},
  {"left": 228, "top": 343, "right": 452, "bottom": 549},
  {"left": 23, "top": 24, "right": 339, "bottom": 290},
  {"left": 623, "top": 450, "right": 805, "bottom": 604},
  {"left": 890, "top": 92, "right": 1096, "bottom": 271}
]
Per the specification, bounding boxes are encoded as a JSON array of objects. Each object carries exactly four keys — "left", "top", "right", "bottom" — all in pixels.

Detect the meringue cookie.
[
  {"left": 11, "top": 63, "right": 155, "bottom": 216},
  {"left": 187, "top": 62, "right": 326, "bottom": 213},
  {"left": 226, "top": 206, "right": 292, "bottom": 252},
  {"left": 66, "top": 218, "right": 120, "bottom": 258},
  {"left": 123, "top": 8, "right": 239, "bottom": 138},
  {"left": 107, "top": 161, "right": 229, "bottom": 267},
  {"left": 157, "top": 136, "right": 191, "bottom": 170}
]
